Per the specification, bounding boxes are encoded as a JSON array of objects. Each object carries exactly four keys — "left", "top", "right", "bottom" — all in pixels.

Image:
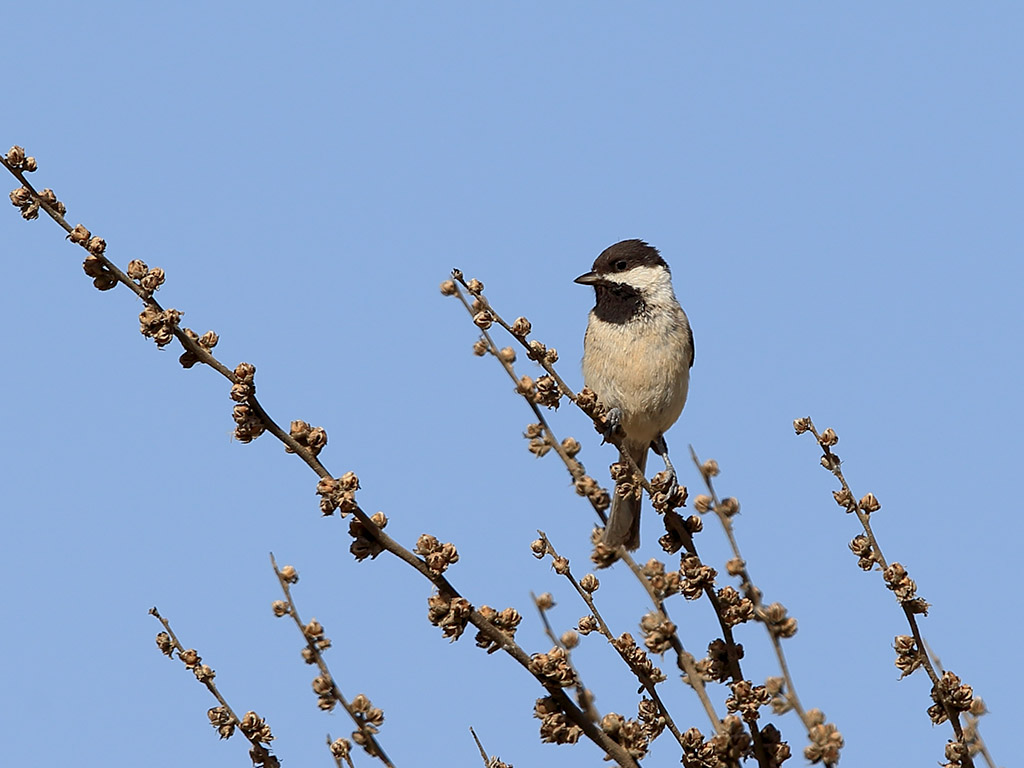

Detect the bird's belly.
[{"left": 582, "top": 323, "right": 690, "bottom": 446}]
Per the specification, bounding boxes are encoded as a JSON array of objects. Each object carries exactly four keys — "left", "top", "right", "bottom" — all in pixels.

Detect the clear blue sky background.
[{"left": 1, "top": 3, "right": 1018, "bottom": 767}]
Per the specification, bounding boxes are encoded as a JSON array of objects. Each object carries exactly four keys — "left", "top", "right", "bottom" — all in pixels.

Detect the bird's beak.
[{"left": 574, "top": 271, "right": 600, "bottom": 286}]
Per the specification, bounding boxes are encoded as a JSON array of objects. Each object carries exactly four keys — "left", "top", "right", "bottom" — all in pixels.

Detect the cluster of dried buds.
[
  {"left": 529, "top": 646, "right": 579, "bottom": 687},
  {"left": 726, "top": 679, "right": 771, "bottom": 723},
  {"left": 612, "top": 632, "right": 666, "bottom": 683},
  {"left": 139, "top": 305, "right": 183, "bottom": 348},
  {"left": 511, "top": 373, "right": 562, "bottom": 408},
  {"left": 348, "top": 693, "right": 385, "bottom": 755},
  {"left": 883, "top": 562, "right": 929, "bottom": 614},
  {"left": 601, "top": 712, "right": 651, "bottom": 760},
  {"left": 7, "top": 147, "right": 53, "bottom": 221},
  {"left": 229, "top": 363, "right": 265, "bottom": 442},
  {"left": 716, "top": 586, "right": 756, "bottom": 628},
  {"left": 642, "top": 558, "right": 681, "bottom": 598},
  {"left": 179, "top": 327, "right": 219, "bottom": 368},
  {"left": 848, "top": 533, "right": 878, "bottom": 570},
  {"left": 475, "top": 605, "right": 523, "bottom": 653},
  {"left": 832, "top": 486, "right": 881, "bottom": 515},
  {"left": 681, "top": 717, "right": 751, "bottom": 768},
  {"left": 680, "top": 554, "right": 717, "bottom": 599},
  {"left": 207, "top": 706, "right": 236, "bottom": 740},
  {"left": 928, "top": 671, "right": 976, "bottom": 725},
  {"left": 329, "top": 737, "right": 351, "bottom": 762},
  {"left": 69, "top": 226, "right": 120, "bottom": 290},
  {"left": 650, "top": 470, "right": 689, "bottom": 513},
  {"left": 427, "top": 592, "right": 472, "bottom": 641},
  {"left": 237, "top": 712, "right": 277, "bottom": 768},
  {"left": 5, "top": 145, "right": 38, "bottom": 173},
  {"left": 696, "top": 638, "right": 744, "bottom": 683},
  {"left": 154, "top": 631, "right": 217, "bottom": 685},
  {"left": 639, "top": 611, "right": 676, "bottom": 654},
  {"left": 287, "top": 419, "right": 328, "bottom": 457},
  {"left": 803, "top": 709, "right": 843, "bottom": 765},
  {"left": 893, "top": 634, "right": 922, "bottom": 678},
  {"left": 577, "top": 615, "right": 599, "bottom": 635},
  {"left": 534, "top": 696, "right": 583, "bottom": 745},
  {"left": 125, "top": 258, "right": 166, "bottom": 295},
  {"left": 349, "top": 511, "right": 387, "bottom": 561},
  {"left": 758, "top": 602, "right": 798, "bottom": 639},
  {"left": 523, "top": 422, "right": 551, "bottom": 457},
  {"left": 765, "top": 676, "right": 790, "bottom": 715},
  {"left": 573, "top": 474, "right": 611, "bottom": 514},
  {"left": 316, "top": 471, "right": 360, "bottom": 516},
  {"left": 414, "top": 533, "right": 460, "bottom": 574}
]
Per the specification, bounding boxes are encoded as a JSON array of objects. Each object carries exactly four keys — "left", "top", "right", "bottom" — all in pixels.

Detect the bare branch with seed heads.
[
  {"left": 148, "top": 608, "right": 281, "bottom": 768},
  {"left": 690, "top": 447, "right": 840, "bottom": 767},
  {"left": 4, "top": 145, "right": 641, "bottom": 768},
  {"left": 795, "top": 417, "right": 986, "bottom": 768},
  {"left": 270, "top": 555, "right": 394, "bottom": 767}
]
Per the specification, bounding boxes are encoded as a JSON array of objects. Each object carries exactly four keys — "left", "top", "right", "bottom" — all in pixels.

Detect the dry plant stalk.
[
  {"left": 3, "top": 146, "right": 641, "bottom": 767},
  {"left": 269, "top": 555, "right": 394, "bottom": 766},
  {"left": 689, "top": 448, "right": 840, "bottom": 767},
  {"left": 794, "top": 417, "right": 990, "bottom": 768},
  {"left": 148, "top": 608, "right": 280, "bottom": 768}
]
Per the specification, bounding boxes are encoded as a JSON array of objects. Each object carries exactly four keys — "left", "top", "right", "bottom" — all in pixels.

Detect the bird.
[{"left": 575, "top": 239, "right": 694, "bottom": 550}]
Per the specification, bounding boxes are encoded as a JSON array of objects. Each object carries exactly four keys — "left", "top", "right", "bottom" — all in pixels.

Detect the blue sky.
[{"left": 1, "top": 3, "right": 1018, "bottom": 767}]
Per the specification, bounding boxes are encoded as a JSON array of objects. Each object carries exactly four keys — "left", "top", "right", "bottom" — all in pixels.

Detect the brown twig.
[
  {"left": 689, "top": 447, "right": 838, "bottom": 768},
  {"left": 796, "top": 417, "right": 980, "bottom": 768},
  {"left": 270, "top": 554, "right": 394, "bottom": 766},
  {"left": 148, "top": 607, "right": 280, "bottom": 767},
  {"left": 3, "top": 149, "right": 640, "bottom": 768}
]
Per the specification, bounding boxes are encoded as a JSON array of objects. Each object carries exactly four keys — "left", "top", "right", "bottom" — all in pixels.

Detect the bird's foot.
[{"left": 601, "top": 407, "right": 623, "bottom": 443}]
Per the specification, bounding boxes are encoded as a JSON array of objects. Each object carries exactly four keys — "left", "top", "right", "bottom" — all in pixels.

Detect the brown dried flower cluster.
[
  {"left": 238, "top": 712, "right": 278, "bottom": 768},
  {"left": 725, "top": 680, "right": 771, "bottom": 723},
  {"left": 650, "top": 470, "right": 689, "bottom": 512},
  {"left": 681, "top": 717, "right": 752, "bottom": 767},
  {"left": 155, "top": 631, "right": 174, "bottom": 657},
  {"left": 574, "top": 475, "right": 611, "bottom": 513},
  {"left": 229, "top": 362, "right": 266, "bottom": 442},
  {"left": 427, "top": 592, "right": 472, "bottom": 641},
  {"left": 534, "top": 696, "right": 583, "bottom": 745},
  {"left": 523, "top": 422, "right": 551, "bottom": 457},
  {"left": 329, "top": 737, "right": 352, "bottom": 761},
  {"left": 929, "top": 671, "right": 974, "bottom": 725},
  {"left": 848, "top": 533, "right": 878, "bottom": 571},
  {"left": 208, "top": 705, "right": 235, "bottom": 740},
  {"left": 528, "top": 646, "right": 579, "bottom": 687},
  {"left": 414, "top": 534, "right": 460, "bottom": 574},
  {"left": 893, "top": 634, "right": 922, "bottom": 678},
  {"left": 316, "top": 472, "right": 360, "bottom": 516},
  {"left": 179, "top": 327, "right": 220, "bottom": 368},
  {"left": 348, "top": 511, "right": 388, "bottom": 561},
  {"left": 577, "top": 615, "right": 599, "bottom": 635},
  {"left": 349, "top": 693, "right": 385, "bottom": 754},
  {"left": 589, "top": 527, "right": 619, "bottom": 569},
  {"left": 883, "top": 562, "right": 929, "bottom": 614},
  {"left": 601, "top": 712, "right": 651, "bottom": 760},
  {"left": 139, "top": 305, "right": 182, "bottom": 348},
  {"left": 6, "top": 145, "right": 38, "bottom": 174},
  {"left": 803, "top": 710, "right": 843, "bottom": 765},
  {"left": 287, "top": 419, "right": 328, "bottom": 457},
  {"left": 680, "top": 554, "right": 717, "bottom": 599},
  {"left": 758, "top": 602, "right": 798, "bottom": 639},
  {"left": 699, "top": 638, "right": 744, "bottom": 683},
  {"left": 611, "top": 633, "right": 666, "bottom": 683},
  {"left": 639, "top": 611, "right": 676, "bottom": 654},
  {"left": 124, "top": 258, "right": 166, "bottom": 295},
  {"left": 716, "top": 586, "right": 755, "bottom": 628},
  {"left": 641, "top": 558, "right": 681, "bottom": 598},
  {"left": 475, "top": 605, "right": 523, "bottom": 654}
]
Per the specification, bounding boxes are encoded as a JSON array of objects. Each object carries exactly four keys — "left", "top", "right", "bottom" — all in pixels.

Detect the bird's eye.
[{"left": 614, "top": 260, "right": 628, "bottom": 271}]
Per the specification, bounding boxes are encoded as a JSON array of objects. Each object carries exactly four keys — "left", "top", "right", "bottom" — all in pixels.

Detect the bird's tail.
[{"left": 603, "top": 444, "right": 647, "bottom": 550}]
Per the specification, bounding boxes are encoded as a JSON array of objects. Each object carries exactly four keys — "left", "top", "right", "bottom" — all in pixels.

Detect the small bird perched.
[{"left": 575, "top": 240, "right": 694, "bottom": 550}]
